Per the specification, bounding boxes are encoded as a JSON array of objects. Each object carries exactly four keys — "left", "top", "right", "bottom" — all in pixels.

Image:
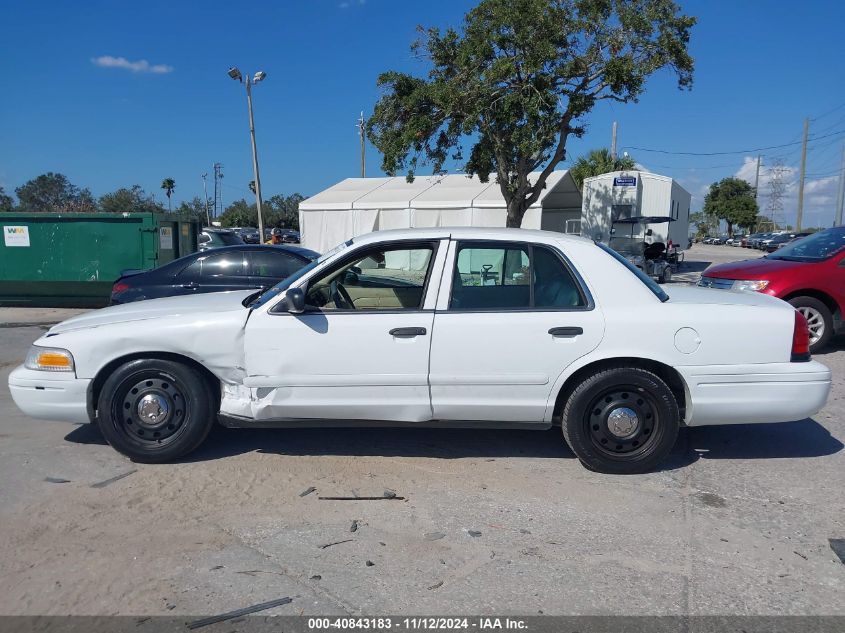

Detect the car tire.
[
  {"left": 788, "top": 296, "right": 833, "bottom": 353},
  {"left": 561, "top": 366, "right": 680, "bottom": 474},
  {"left": 97, "top": 359, "right": 216, "bottom": 463}
]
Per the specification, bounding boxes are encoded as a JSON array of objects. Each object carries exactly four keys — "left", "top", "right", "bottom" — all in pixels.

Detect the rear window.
[
  {"left": 598, "top": 242, "right": 668, "bottom": 302},
  {"left": 217, "top": 232, "right": 245, "bottom": 246}
]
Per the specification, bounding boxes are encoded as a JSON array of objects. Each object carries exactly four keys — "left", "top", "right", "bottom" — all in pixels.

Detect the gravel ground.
[{"left": 0, "top": 245, "right": 842, "bottom": 617}]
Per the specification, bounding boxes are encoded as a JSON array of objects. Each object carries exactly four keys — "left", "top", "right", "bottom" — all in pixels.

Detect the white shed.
[
  {"left": 298, "top": 171, "right": 582, "bottom": 253},
  {"left": 580, "top": 171, "right": 691, "bottom": 249}
]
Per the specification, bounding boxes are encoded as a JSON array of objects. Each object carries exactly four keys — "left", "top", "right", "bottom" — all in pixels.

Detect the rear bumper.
[
  {"left": 679, "top": 361, "right": 831, "bottom": 426},
  {"left": 8, "top": 366, "right": 92, "bottom": 424}
]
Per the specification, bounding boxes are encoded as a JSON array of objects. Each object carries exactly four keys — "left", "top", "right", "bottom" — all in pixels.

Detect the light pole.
[{"left": 228, "top": 67, "right": 267, "bottom": 240}]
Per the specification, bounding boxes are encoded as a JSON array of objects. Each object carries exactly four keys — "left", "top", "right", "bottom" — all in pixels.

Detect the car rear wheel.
[
  {"left": 788, "top": 296, "right": 832, "bottom": 353},
  {"left": 561, "top": 366, "right": 680, "bottom": 474},
  {"left": 97, "top": 359, "right": 216, "bottom": 463}
]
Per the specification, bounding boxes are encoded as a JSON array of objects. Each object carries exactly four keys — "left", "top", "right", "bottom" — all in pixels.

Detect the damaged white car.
[{"left": 9, "top": 228, "right": 832, "bottom": 474}]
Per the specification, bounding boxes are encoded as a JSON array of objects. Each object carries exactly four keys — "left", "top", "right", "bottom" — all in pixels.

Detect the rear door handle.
[
  {"left": 549, "top": 327, "right": 583, "bottom": 337},
  {"left": 389, "top": 327, "right": 427, "bottom": 338}
]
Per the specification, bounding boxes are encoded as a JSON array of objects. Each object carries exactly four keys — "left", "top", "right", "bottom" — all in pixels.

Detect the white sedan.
[{"left": 9, "top": 228, "right": 831, "bottom": 474}]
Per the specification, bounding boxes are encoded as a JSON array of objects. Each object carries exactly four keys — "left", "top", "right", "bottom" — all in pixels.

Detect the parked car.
[
  {"left": 10, "top": 228, "right": 830, "bottom": 474},
  {"left": 239, "top": 228, "right": 261, "bottom": 244},
  {"left": 699, "top": 225, "right": 845, "bottom": 352},
  {"left": 745, "top": 233, "right": 765, "bottom": 248},
  {"left": 748, "top": 233, "right": 772, "bottom": 249},
  {"left": 758, "top": 232, "right": 786, "bottom": 250},
  {"left": 110, "top": 245, "right": 319, "bottom": 304},
  {"left": 199, "top": 228, "right": 244, "bottom": 251},
  {"left": 730, "top": 235, "right": 746, "bottom": 247},
  {"left": 766, "top": 232, "right": 812, "bottom": 253}
]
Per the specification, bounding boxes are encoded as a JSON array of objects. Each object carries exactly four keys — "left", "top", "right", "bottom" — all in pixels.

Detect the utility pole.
[
  {"left": 357, "top": 111, "right": 366, "bottom": 177},
  {"left": 753, "top": 155, "right": 761, "bottom": 199},
  {"left": 201, "top": 173, "right": 211, "bottom": 226},
  {"left": 796, "top": 117, "right": 809, "bottom": 230},
  {"left": 610, "top": 121, "right": 618, "bottom": 161},
  {"left": 835, "top": 142, "right": 845, "bottom": 227},
  {"left": 213, "top": 163, "right": 224, "bottom": 218}
]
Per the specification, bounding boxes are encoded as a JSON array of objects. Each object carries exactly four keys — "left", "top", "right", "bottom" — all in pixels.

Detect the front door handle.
[
  {"left": 181, "top": 282, "right": 199, "bottom": 290},
  {"left": 549, "top": 327, "right": 583, "bottom": 337},
  {"left": 389, "top": 327, "right": 427, "bottom": 338}
]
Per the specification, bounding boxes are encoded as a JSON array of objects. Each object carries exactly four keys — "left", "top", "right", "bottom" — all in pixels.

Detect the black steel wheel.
[
  {"left": 97, "top": 359, "right": 215, "bottom": 463},
  {"left": 561, "top": 366, "right": 680, "bottom": 474}
]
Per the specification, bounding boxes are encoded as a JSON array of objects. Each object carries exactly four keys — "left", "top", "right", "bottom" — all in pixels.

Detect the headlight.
[
  {"left": 732, "top": 279, "right": 769, "bottom": 292},
  {"left": 24, "top": 346, "right": 75, "bottom": 372}
]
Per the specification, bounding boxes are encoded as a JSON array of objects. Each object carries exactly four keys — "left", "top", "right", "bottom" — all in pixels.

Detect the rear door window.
[
  {"left": 247, "top": 250, "right": 303, "bottom": 280},
  {"left": 450, "top": 243, "right": 586, "bottom": 310},
  {"left": 178, "top": 251, "right": 246, "bottom": 279}
]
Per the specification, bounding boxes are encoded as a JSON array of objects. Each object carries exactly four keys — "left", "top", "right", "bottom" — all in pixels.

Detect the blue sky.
[{"left": 1, "top": 0, "right": 844, "bottom": 226}]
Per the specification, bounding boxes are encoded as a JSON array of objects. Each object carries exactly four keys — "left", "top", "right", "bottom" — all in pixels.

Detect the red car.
[{"left": 699, "top": 227, "right": 845, "bottom": 352}]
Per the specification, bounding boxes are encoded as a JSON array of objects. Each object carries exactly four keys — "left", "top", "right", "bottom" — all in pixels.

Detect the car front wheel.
[
  {"left": 97, "top": 359, "right": 216, "bottom": 463},
  {"left": 561, "top": 366, "right": 680, "bottom": 474},
  {"left": 788, "top": 296, "right": 833, "bottom": 353}
]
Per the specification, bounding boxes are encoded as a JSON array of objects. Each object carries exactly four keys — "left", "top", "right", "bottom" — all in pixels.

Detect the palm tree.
[
  {"left": 160, "top": 178, "right": 176, "bottom": 212},
  {"left": 569, "top": 149, "right": 637, "bottom": 190}
]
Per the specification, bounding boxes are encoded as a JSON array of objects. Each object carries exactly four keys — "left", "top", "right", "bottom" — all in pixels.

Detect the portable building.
[
  {"left": 580, "top": 171, "right": 691, "bottom": 249},
  {"left": 298, "top": 171, "right": 582, "bottom": 253}
]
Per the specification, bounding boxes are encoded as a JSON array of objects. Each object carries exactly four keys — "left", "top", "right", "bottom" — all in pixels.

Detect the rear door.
[
  {"left": 172, "top": 249, "right": 252, "bottom": 295},
  {"left": 429, "top": 239, "right": 604, "bottom": 423}
]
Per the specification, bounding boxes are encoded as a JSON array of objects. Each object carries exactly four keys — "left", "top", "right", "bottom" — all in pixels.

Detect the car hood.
[
  {"left": 666, "top": 285, "right": 789, "bottom": 309},
  {"left": 48, "top": 290, "right": 255, "bottom": 334},
  {"left": 702, "top": 257, "right": 808, "bottom": 279}
]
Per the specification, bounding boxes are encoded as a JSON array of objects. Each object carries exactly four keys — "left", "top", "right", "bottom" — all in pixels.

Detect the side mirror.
[
  {"left": 646, "top": 228, "right": 653, "bottom": 236},
  {"left": 284, "top": 287, "right": 305, "bottom": 314}
]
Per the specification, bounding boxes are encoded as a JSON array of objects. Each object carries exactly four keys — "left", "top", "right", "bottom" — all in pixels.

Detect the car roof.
[{"left": 349, "top": 226, "right": 594, "bottom": 246}]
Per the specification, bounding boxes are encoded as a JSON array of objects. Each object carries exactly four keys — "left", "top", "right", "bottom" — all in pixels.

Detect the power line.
[{"left": 624, "top": 128, "right": 845, "bottom": 156}]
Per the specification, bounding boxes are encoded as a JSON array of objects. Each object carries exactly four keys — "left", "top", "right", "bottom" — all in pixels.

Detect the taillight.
[
  {"left": 112, "top": 281, "right": 130, "bottom": 294},
  {"left": 791, "top": 310, "right": 811, "bottom": 362}
]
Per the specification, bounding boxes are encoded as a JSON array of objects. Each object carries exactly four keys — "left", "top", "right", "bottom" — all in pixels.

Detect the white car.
[{"left": 9, "top": 228, "right": 831, "bottom": 474}]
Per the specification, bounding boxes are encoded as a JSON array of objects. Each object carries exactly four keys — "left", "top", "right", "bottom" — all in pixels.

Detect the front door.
[
  {"left": 243, "top": 239, "right": 446, "bottom": 422},
  {"left": 429, "top": 240, "right": 604, "bottom": 423}
]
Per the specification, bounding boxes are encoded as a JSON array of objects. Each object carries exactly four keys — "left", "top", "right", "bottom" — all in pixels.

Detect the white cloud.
[{"left": 91, "top": 55, "right": 173, "bottom": 74}]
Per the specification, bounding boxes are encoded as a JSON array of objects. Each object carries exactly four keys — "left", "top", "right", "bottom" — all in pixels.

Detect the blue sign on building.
[{"left": 613, "top": 176, "right": 637, "bottom": 187}]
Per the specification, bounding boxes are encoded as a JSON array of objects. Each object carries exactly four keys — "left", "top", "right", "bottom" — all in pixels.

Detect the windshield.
[
  {"left": 246, "top": 239, "right": 353, "bottom": 309},
  {"left": 767, "top": 227, "right": 845, "bottom": 262},
  {"left": 597, "top": 242, "right": 669, "bottom": 302}
]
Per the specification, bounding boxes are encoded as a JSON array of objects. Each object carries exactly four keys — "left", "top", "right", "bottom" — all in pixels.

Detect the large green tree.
[
  {"left": 702, "top": 177, "right": 758, "bottom": 237},
  {"left": 266, "top": 193, "right": 306, "bottom": 230},
  {"left": 176, "top": 196, "right": 210, "bottom": 222},
  {"left": 0, "top": 186, "right": 14, "bottom": 212},
  {"left": 15, "top": 172, "right": 95, "bottom": 213},
  {"left": 569, "top": 148, "right": 636, "bottom": 190},
  {"left": 99, "top": 185, "right": 165, "bottom": 214},
  {"left": 367, "top": 0, "right": 695, "bottom": 227},
  {"left": 219, "top": 199, "right": 256, "bottom": 227}
]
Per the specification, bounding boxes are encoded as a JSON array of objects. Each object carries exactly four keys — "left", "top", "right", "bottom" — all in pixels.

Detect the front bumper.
[
  {"left": 679, "top": 360, "right": 831, "bottom": 426},
  {"left": 8, "top": 365, "right": 92, "bottom": 424}
]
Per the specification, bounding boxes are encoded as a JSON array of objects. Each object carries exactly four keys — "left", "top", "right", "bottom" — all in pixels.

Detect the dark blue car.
[{"left": 111, "top": 244, "right": 319, "bottom": 305}]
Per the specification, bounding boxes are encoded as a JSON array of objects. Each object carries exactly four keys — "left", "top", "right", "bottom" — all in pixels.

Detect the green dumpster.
[{"left": 0, "top": 213, "right": 200, "bottom": 307}]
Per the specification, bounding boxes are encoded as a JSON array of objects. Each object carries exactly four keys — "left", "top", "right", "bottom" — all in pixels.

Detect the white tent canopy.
[{"left": 299, "top": 171, "right": 581, "bottom": 253}]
